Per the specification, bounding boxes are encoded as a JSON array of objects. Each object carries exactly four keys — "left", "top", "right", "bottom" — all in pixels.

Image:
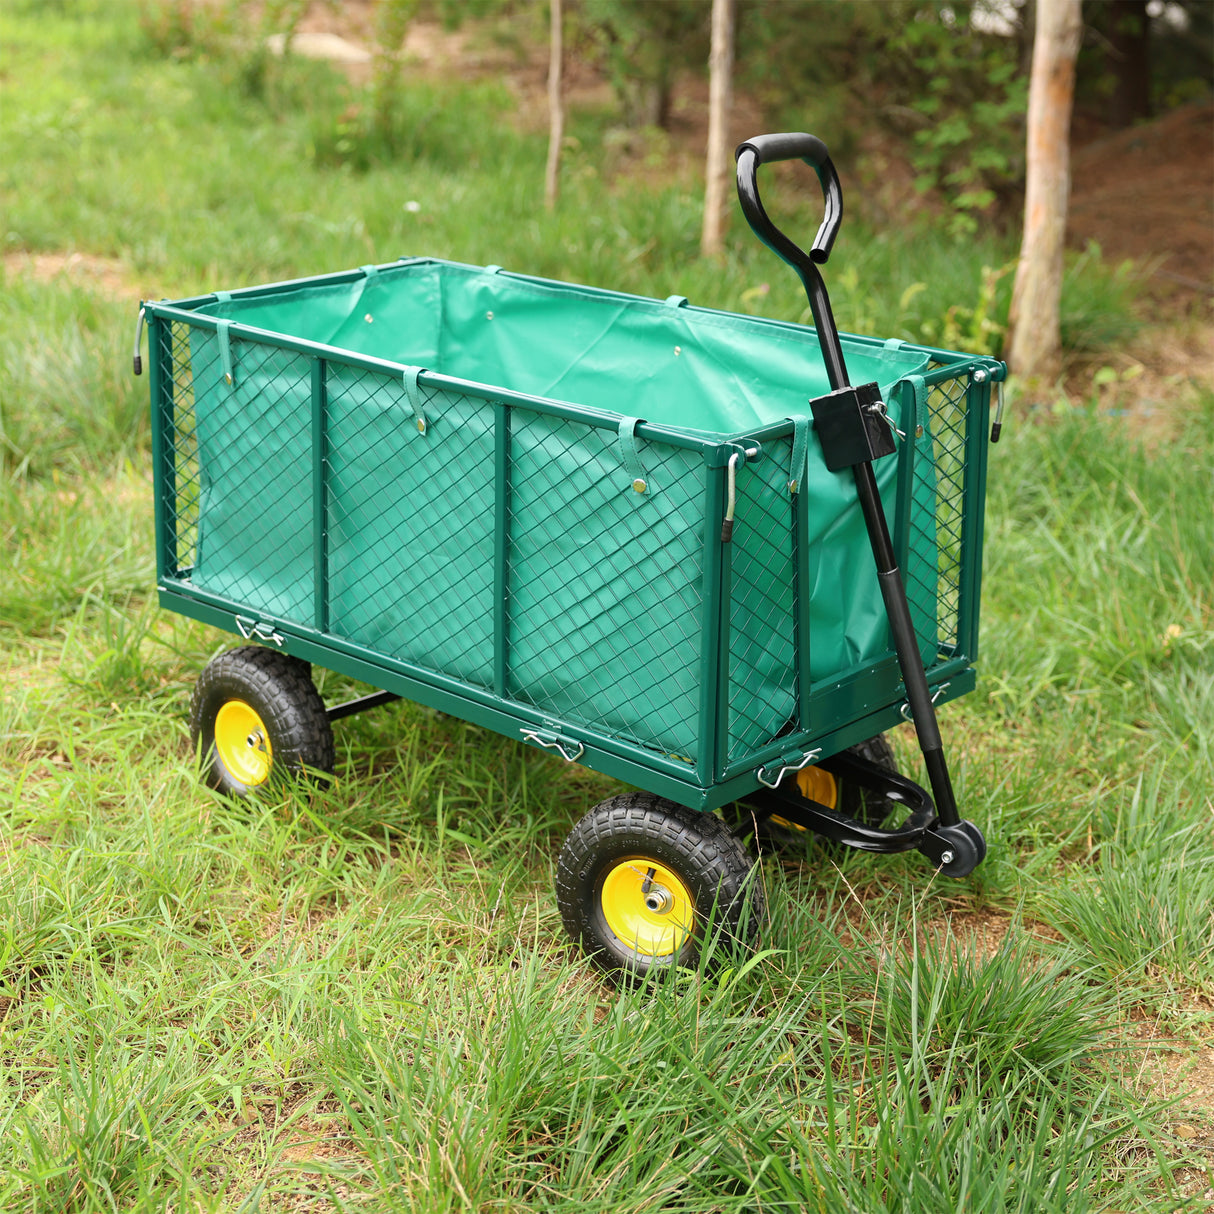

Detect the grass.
[{"left": 1, "top": 2, "right": 1212, "bottom": 1210}]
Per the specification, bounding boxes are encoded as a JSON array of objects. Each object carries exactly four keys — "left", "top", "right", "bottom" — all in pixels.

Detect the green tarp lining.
[
  {"left": 184, "top": 260, "right": 939, "bottom": 763},
  {"left": 196, "top": 260, "right": 930, "bottom": 433}
]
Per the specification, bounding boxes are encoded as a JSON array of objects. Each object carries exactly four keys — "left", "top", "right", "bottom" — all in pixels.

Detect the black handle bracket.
[{"left": 810, "top": 382, "right": 898, "bottom": 472}]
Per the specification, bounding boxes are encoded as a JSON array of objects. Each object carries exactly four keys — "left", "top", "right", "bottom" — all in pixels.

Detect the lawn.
[{"left": 1, "top": 3, "right": 1212, "bottom": 1210}]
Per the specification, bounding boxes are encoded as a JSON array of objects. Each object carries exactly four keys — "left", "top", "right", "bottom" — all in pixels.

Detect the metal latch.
[
  {"left": 235, "top": 616, "right": 285, "bottom": 647},
  {"left": 756, "top": 748, "right": 822, "bottom": 789},
  {"left": 520, "top": 728, "right": 585, "bottom": 764}
]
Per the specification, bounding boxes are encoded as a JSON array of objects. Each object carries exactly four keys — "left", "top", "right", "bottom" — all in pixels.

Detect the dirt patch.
[
  {"left": 1124, "top": 1014, "right": 1214, "bottom": 1206},
  {"left": 1068, "top": 100, "right": 1214, "bottom": 297},
  {"left": 1, "top": 251, "right": 155, "bottom": 302}
]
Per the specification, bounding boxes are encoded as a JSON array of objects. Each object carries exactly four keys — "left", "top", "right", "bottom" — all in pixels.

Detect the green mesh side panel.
[
  {"left": 189, "top": 329, "right": 314, "bottom": 622},
  {"left": 505, "top": 413, "right": 706, "bottom": 761},
  {"left": 153, "top": 258, "right": 990, "bottom": 781},
  {"left": 325, "top": 366, "right": 497, "bottom": 688}
]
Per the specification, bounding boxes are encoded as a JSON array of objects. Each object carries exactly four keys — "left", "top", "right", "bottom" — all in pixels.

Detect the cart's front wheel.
[
  {"left": 189, "top": 646, "right": 334, "bottom": 797},
  {"left": 556, "top": 793, "right": 763, "bottom": 983}
]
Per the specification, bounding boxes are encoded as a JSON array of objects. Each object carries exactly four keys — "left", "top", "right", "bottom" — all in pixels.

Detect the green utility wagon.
[{"left": 137, "top": 134, "right": 1005, "bottom": 981}]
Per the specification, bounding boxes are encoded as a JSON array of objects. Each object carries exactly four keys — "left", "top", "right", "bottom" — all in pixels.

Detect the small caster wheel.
[
  {"left": 926, "top": 820, "right": 986, "bottom": 878},
  {"left": 188, "top": 646, "right": 334, "bottom": 797},
  {"left": 555, "top": 793, "right": 764, "bottom": 983}
]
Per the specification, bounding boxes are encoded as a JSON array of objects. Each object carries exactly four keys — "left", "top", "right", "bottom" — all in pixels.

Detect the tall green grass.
[{"left": 0, "top": 2, "right": 1209, "bottom": 1210}]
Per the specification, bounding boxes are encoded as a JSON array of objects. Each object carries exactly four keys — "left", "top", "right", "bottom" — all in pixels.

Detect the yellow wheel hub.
[
  {"left": 769, "top": 765, "right": 838, "bottom": 832},
  {"left": 214, "top": 700, "right": 272, "bottom": 787},
  {"left": 600, "top": 859, "right": 694, "bottom": 959}
]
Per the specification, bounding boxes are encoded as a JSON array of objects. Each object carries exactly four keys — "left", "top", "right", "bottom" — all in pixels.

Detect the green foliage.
[
  {"left": 891, "top": 10, "right": 1029, "bottom": 235},
  {"left": 739, "top": 1, "right": 1028, "bottom": 235},
  {"left": 575, "top": 0, "right": 708, "bottom": 129}
]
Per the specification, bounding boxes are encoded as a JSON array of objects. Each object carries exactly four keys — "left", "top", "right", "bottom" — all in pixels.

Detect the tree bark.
[
  {"left": 700, "top": 0, "right": 735, "bottom": 259},
  {"left": 1106, "top": 0, "right": 1151, "bottom": 127},
  {"left": 1006, "top": 0, "right": 1083, "bottom": 381},
  {"left": 545, "top": 0, "right": 563, "bottom": 212}
]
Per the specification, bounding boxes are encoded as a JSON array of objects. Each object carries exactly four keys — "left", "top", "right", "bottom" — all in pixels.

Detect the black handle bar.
[
  {"left": 735, "top": 131, "right": 848, "bottom": 389},
  {"left": 735, "top": 132, "right": 842, "bottom": 267}
]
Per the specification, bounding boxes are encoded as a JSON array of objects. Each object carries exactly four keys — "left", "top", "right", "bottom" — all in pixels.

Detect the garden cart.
[{"left": 136, "top": 132, "right": 1006, "bottom": 981}]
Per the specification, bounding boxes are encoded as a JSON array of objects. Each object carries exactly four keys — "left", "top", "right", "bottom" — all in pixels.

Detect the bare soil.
[{"left": 1069, "top": 99, "right": 1214, "bottom": 297}]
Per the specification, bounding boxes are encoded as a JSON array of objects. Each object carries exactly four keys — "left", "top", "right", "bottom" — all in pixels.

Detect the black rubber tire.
[
  {"left": 188, "top": 646, "right": 335, "bottom": 797},
  {"left": 555, "top": 793, "right": 763, "bottom": 983},
  {"left": 935, "top": 821, "right": 986, "bottom": 878},
  {"left": 838, "top": 733, "right": 900, "bottom": 827}
]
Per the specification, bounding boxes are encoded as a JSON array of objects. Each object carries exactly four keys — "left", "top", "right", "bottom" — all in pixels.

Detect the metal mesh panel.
[
  {"left": 325, "top": 368, "right": 496, "bottom": 688},
  {"left": 162, "top": 320, "right": 202, "bottom": 573},
  {"left": 506, "top": 414, "right": 706, "bottom": 764},
  {"left": 185, "top": 332, "right": 315, "bottom": 622},
  {"left": 727, "top": 437, "right": 797, "bottom": 764},
  {"left": 911, "top": 370, "right": 971, "bottom": 659}
]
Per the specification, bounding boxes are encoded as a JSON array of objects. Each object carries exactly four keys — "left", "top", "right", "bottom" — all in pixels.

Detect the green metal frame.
[{"left": 144, "top": 259, "right": 1002, "bottom": 813}]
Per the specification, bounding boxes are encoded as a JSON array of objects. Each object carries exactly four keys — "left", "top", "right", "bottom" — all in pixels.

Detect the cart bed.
[{"left": 145, "top": 257, "right": 997, "bottom": 810}]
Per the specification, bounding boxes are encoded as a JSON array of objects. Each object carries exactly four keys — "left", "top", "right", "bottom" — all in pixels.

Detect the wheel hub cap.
[
  {"left": 214, "top": 700, "right": 272, "bottom": 786},
  {"left": 600, "top": 860, "right": 694, "bottom": 959}
]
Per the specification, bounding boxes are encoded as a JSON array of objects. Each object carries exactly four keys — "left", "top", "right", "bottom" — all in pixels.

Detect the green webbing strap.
[
  {"left": 787, "top": 414, "right": 810, "bottom": 495},
  {"left": 360, "top": 264, "right": 379, "bottom": 278},
  {"left": 882, "top": 337, "right": 907, "bottom": 360},
  {"left": 403, "top": 365, "right": 428, "bottom": 436},
  {"left": 665, "top": 295, "right": 689, "bottom": 308},
  {"left": 214, "top": 290, "right": 232, "bottom": 304},
  {"left": 903, "top": 373, "right": 928, "bottom": 432},
  {"left": 217, "top": 319, "right": 235, "bottom": 390},
  {"left": 618, "top": 417, "right": 650, "bottom": 495}
]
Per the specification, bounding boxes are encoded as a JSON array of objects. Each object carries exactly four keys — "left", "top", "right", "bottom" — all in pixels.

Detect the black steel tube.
[
  {"left": 854, "top": 463, "right": 960, "bottom": 827},
  {"left": 735, "top": 130, "right": 963, "bottom": 831},
  {"left": 326, "top": 689, "right": 402, "bottom": 722}
]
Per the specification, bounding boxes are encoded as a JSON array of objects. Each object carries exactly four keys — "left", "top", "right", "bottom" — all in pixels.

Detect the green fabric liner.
[
  {"left": 184, "top": 260, "right": 941, "bottom": 763},
  {"left": 195, "top": 260, "right": 930, "bottom": 432}
]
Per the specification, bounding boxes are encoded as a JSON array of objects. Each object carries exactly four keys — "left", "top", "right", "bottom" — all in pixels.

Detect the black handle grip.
[
  {"left": 735, "top": 131, "right": 849, "bottom": 390},
  {"left": 735, "top": 131, "right": 842, "bottom": 266}
]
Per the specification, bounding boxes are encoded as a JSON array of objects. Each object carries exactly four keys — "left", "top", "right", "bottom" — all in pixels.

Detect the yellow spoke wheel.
[
  {"left": 556, "top": 792, "right": 762, "bottom": 983},
  {"left": 600, "top": 859, "right": 695, "bottom": 959},
  {"left": 214, "top": 699, "right": 273, "bottom": 787},
  {"left": 189, "top": 647, "right": 335, "bottom": 798},
  {"left": 768, "top": 764, "right": 840, "bottom": 832}
]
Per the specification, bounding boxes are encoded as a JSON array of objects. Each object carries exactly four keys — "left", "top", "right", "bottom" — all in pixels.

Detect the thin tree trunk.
[
  {"left": 1107, "top": 0, "right": 1151, "bottom": 127},
  {"left": 1007, "top": 0, "right": 1083, "bottom": 381},
  {"left": 545, "top": 0, "right": 563, "bottom": 212},
  {"left": 701, "top": 0, "right": 735, "bottom": 259}
]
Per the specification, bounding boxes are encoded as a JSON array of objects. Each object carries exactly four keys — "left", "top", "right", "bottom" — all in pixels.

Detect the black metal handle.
[
  {"left": 735, "top": 131, "right": 848, "bottom": 391},
  {"left": 735, "top": 132, "right": 842, "bottom": 267}
]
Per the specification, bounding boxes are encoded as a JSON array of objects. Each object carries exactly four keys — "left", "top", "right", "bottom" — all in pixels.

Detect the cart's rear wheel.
[
  {"left": 189, "top": 646, "right": 334, "bottom": 797},
  {"left": 729, "top": 734, "right": 902, "bottom": 848},
  {"left": 837, "top": 733, "right": 901, "bottom": 826},
  {"left": 555, "top": 793, "right": 763, "bottom": 983}
]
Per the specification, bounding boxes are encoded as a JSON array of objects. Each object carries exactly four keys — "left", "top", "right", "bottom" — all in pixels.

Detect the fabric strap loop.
[
  {"left": 217, "top": 319, "right": 235, "bottom": 390},
  {"left": 403, "top": 365, "right": 429, "bottom": 435},
  {"left": 618, "top": 417, "right": 650, "bottom": 495},
  {"left": 787, "top": 414, "right": 810, "bottom": 494}
]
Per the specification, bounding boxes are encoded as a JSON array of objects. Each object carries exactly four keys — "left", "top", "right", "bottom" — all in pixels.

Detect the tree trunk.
[
  {"left": 1107, "top": 0, "right": 1151, "bottom": 127},
  {"left": 1006, "top": 0, "right": 1083, "bottom": 381},
  {"left": 545, "top": 0, "right": 563, "bottom": 212},
  {"left": 700, "top": 0, "right": 735, "bottom": 259}
]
